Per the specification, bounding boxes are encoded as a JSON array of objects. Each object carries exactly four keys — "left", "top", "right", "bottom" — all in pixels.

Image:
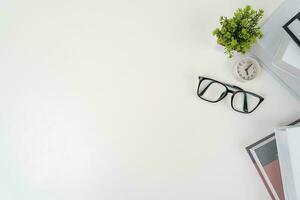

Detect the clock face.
[{"left": 236, "top": 58, "right": 260, "bottom": 81}]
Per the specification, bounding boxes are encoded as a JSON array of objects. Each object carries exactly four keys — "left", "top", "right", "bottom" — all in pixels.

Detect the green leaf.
[{"left": 212, "top": 5, "right": 264, "bottom": 58}]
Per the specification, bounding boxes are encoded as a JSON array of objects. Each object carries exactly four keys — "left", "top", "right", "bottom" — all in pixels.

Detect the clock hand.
[
  {"left": 245, "top": 64, "right": 253, "bottom": 76},
  {"left": 245, "top": 64, "right": 253, "bottom": 72}
]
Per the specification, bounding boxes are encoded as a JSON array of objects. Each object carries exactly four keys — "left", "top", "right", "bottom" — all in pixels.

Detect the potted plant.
[{"left": 212, "top": 5, "right": 264, "bottom": 58}]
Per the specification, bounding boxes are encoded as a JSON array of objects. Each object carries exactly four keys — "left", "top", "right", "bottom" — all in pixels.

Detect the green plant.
[{"left": 212, "top": 5, "right": 264, "bottom": 58}]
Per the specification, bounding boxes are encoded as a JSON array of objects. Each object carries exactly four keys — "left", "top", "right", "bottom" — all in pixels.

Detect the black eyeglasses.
[{"left": 197, "top": 76, "right": 264, "bottom": 114}]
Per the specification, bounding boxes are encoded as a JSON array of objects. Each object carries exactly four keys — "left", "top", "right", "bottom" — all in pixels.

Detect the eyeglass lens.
[
  {"left": 232, "top": 92, "right": 261, "bottom": 113},
  {"left": 198, "top": 79, "right": 227, "bottom": 102}
]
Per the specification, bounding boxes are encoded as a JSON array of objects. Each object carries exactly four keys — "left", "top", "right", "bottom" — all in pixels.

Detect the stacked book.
[
  {"left": 247, "top": 119, "right": 300, "bottom": 200},
  {"left": 251, "top": 0, "right": 300, "bottom": 100}
]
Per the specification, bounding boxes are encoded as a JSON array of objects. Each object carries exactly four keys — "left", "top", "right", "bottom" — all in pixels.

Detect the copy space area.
[{"left": 0, "top": 0, "right": 299, "bottom": 200}]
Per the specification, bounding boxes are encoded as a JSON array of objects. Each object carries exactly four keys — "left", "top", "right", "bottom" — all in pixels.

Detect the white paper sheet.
[{"left": 276, "top": 126, "right": 300, "bottom": 200}]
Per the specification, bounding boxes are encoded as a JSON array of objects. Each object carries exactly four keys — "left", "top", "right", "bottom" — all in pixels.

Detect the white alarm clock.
[{"left": 233, "top": 57, "right": 261, "bottom": 82}]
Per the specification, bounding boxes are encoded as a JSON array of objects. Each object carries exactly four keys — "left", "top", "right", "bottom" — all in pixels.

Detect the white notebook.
[
  {"left": 250, "top": 0, "right": 300, "bottom": 100},
  {"left": 275, "top": 126, "right": 300, "bottom": 200}
]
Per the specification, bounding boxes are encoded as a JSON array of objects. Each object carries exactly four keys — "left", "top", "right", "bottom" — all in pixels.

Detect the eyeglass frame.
[{"left": 197, "top": 76, "right": 264, "bottom": 114}]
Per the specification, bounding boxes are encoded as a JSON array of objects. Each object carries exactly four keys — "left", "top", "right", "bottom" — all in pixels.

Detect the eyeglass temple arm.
[
  {"left": 225, "top": 83, "right": 249, "bottom": 112},
  {"left": 243, "top": 93, "right": 248, "bottom": 112},
  {"left": 198, "top": 81, "right": 214, "bottom": 96}
]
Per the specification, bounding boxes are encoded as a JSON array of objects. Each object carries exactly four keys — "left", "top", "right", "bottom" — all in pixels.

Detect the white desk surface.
[{"left": 0, "top": 0, "right": 299, "bottom": 199}]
